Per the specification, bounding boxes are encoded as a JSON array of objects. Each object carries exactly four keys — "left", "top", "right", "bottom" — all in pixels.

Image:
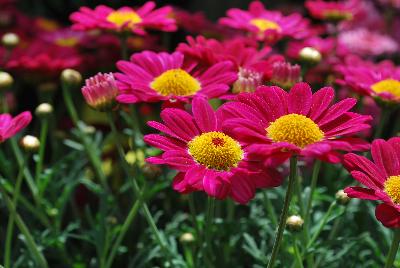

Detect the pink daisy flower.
[
  {"left": 344, "top": 138, "right": 400, "bottom": 228},
  {"left": 219, "top": 1, "right": 310, "bottom": 42},
  {"left": 114, "top": 51, "right": 237, "bottom": 103},
  {"left": 219, "top": 82, "right": 371, "bottom": 166},
  {"left": 286, "top": 36, "right": 335, "bottom": 60},
  {"left": 0, "top": 111, "right": 32, "bottom": 143},
  {"left": 70, "top": 1, "right": 176, "bottom": 35},
  {"left": 336, "top": 57, "right": 400, "bottom": 103},
  {"left": 144, "top": 97, "right": 282, "bottom": 203},
  {"left": 305, "top": 0, "right": 361, "bottom": 21}
]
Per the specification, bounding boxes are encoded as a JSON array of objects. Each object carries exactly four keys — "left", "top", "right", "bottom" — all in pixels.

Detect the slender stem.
[
  {"left": 267, "top": 156, "right": 298, "bottom": 268},
  {"left": 293, "top": 236, "right": 304, "bottom": 268},
  {"left": 263, "top": 191, "right": 278, "bottom": 226},
  {"left": 306, "top": 201, "right": 336, "bottom": 250},
  {"left": 188, "top": 194, "right": 200, "bottom": 240},
  {"left": 304, "top": 160, "right": 321, "bottom": 229},
  {"left": 204, "top": 197, "right": 215, "bottom": 266},
  {"left": 119, "top": 34, "right": 129, "bottom": 60},
  {"left": 384, "top": 229, "right": 400, "bottom": 268},
  {"left": 35, "top": 118, "right": 49, "bottom": 185},
  {"left": 0, "top": 184, "right": 48, "bottom": 268},
  {"left": 374, "top": 108, "right": 390, "bottom": 139},
  {"left": 4, "top": 156, "right": 27, "bottom": 268},
  {"left": 105, "top": 193, "right": 144, "bottom": 268},
  {"left": 61, "top": 83, "right": 79, "bottom": 126}
]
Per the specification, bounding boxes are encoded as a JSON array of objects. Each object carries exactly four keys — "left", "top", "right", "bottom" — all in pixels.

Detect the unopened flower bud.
[
  {"left": 1, "top": 32, "right": 19, "bottom": 49},
  {"left": 180, "top": 232, "right": 195, "bottom": 244},
  {"left": 20, "top": 135, "right": 40, "bottom": 152},
  {"left": 81, "top": 73, "right": 119, "bottom": 111},
  {"left": 286, "top": 215, "right": 304, "bottom": 232},
  {"left": 82, "top": 125, "right": 96, "bottom": 135},
  {"left": 35, "top": 103, "right": 53, "bottom": 118},
  {"left": 270, "top": 62, "right": 302, "bottom": 90},
  {"left": 0, "top": 71, "right": 13, "bottom": 91},
  {"left": 61, "top": 69, "right": 82, "bottom": 87},
  {"left": 335, "top": 189, "right": 350, "bottom": 205},
  {"left": 299, "top": 47, "right": 322, "bottom": 64},
  {"left": 232, "top": 68, "right": 263, "bottom": 94}
]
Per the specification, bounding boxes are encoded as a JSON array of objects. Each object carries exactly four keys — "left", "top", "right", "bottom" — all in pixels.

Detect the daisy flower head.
[
  {"left": 305, "top": 0, "right": 361, "bottom": 22},
  {"left": 144, "top": 97, "right": 282, "bottom": 204},
  {"left": 344, "top": 138, "right": 400, "bottom": 228},
  {"left": 220, "top": 82, "right": 371, "bottom": 166},
  {"left": 0, "top": 111, "right": 32, "bottom": 143},
  {"left": 70, "top": 1, "right": 176, "bottom": 35},
  {"left": 219, "top": 1, "right": 310, "bottom": 42},
  {"left": 336, "top": 57, "right": 400, "bottom": 104},
  {"left": 115, "top": 51, "right": 237, "bottom": 103}
]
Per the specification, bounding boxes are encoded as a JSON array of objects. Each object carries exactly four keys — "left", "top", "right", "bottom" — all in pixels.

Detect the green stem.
[
  {"left": 374, "top": 108, "right": 390, "bottom": 139},
  {"left": 204, "top": 197, "right": 215, "bottom": 266},
  {"left": 4, "top": 156, "right": 27, "bottom": 268},
  {"left": 35, "top": 118, "right": 49, "bottom": 186},
  {"left": 293, "top": 236, "right": 304, "bottom": 268},
  {"left": 119, "top": 34, "right": 129, "bottom": 60},
  {"left": 267, "top": 156, "right": 298, "bottom": 268},
  {"left": 304, "top": 160, "right": 321, "bottom": 228},
  {"left": 306, "top": 201, "right": 336, "bottom": 250},
  {"left": 61, "top": 82, "right": 79, "bottom": 126},
  {"left": 105, "top": 193, "right": 144, "bottom": 268},
  {"left": 263, "top": 191, "right": 278, "bottom": 226},
  {"left": 188, "top": 194, "right": 200, "bottom": 241},
  {"left": 384, "top": 229, "right": 400, "bottom": 268},
  {"left": 0, "top": 184, "right": 48, "bottom": 268}
]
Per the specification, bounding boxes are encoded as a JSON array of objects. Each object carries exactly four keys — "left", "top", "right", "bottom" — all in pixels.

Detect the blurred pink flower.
[{"left": 0, "top": 111, "right": 32, "bottom": 143}]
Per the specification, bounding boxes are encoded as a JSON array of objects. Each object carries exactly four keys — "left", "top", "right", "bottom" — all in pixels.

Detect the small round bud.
[
  {"left": 299, "top": 47, "right": 322, "bottom": 64},
  {"left": 142, "top": 163, "right": 162, "bottom": 180},
  {"left": 35, "top": 103, "right": 53, "bottom": 118},
  {"left": 61, "top": 69, "right": 82, "bottom": 87},
  {"left": 82, "top": 125, "right": 96, "bottom": 135},
  {"left": 179, "top": 232, "right": 195, "bottom": 244},
  {"left": 335, "top": 189, "right": 350, "bottom": 205},
  {"left": 20, "top": 135, "right": 40, "bottom": 152},
  {"left": 1, "top": 32, "right": 19, "bottom": 49},
  {"left": 0, "top": 71, "right": 13, "bottom": 91},
  {"left": 286, "top": 215, "right": 304, "bottom": 232}
]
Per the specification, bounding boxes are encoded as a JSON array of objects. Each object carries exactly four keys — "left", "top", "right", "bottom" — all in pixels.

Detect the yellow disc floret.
[
  {"left": 55, "top": 37, "right": 79, "bottom": 47},
  {"left": 106, "top": 11, "right": 142, "bottom": 28},
  {"left": 250, "top": 18, "right": 281, "bottom": 32},
  {"left": 371, "top": 79, "right": 400, "bottom": 98},
  {"left": 267, "top": 114, "right": 324, "bottom": 148},
  {"left": 150, "top": 69, "right": 201, "bottom": 96},
  {"left": 384, "top": 175, "right": 400, "bottom": 204},
  {"left": 188, "top": 131, "right": 243, "bottom": 171}
]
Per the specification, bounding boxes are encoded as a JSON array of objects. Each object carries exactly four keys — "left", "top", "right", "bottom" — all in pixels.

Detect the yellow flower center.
[
  {"left": 55, "top": 37, "right": 79, "bottom": 47},
  {"left": 371, "top": 79, "right": 400, "bottom": 98},
  {"left": 250, "top": 18, "right": 281, "bottom": 32},
  {"left": 384, "top": 175, "right": 400, "bottom": 204},
  {"left": 150, "top": 69, "right": 201, "bottom": 96},
  {"left": 323, "top": 10, "right": 353, "bottom": 21},
  {"left": 188, "top": 131, "right": 244, "bottom": 171},
  {"left": 106, "top": 11, "right": 142, "bottom": 28},
  {"left": 267, "top": 114, "right": 324, "bottom": 148}
]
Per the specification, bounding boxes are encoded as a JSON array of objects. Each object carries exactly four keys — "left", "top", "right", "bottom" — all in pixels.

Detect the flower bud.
[
  {"left": 142, "top": 163, "right": 162, "bottom": 180},
  {"left": 20, "top": 135, "right": 40, "bottom": 152},
  {"left": 1, "top": 32, "right": 19, "bottom": 49},
  {"left": 179, "top": 232, "right": 195, "bottom": 244},
  {"left": 81, "top": 73, "right": 119, "bottom": 111},
  {"left": 286, "top": 215, "right": 304, "bottom": 232},
  {"left": 35, "top": 103, "right": 53, "bottom": 118},
  {"left": 335, "top": 189, "right": 350, "bottom": 205},
  {"left": 232, "top": 68, "right": 263, "bottom": 94},
  {"left": 299, "top": 47, "right": 322, "bottom": 64},
  {"left": 0, "top": 71, "right": 13, "bottom": 91},
  {"left": 270, "top": 62, "right": 302, "bottom": 90},
  {"left": 61, "top": 69, "right": 82, "bottom": 87}
]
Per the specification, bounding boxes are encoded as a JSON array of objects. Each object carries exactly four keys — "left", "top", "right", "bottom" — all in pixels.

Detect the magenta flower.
[
  {"left": 344, "top": 138, "right": 400, "bottom": 228},
  {"left": 219, "top": 82, "right": 371, "bottom": 166},
  {"left": 219, "top": 1, "right": 310, "bottom": 42},
  {"left": 286, "top": 36, "right": 335, "bottom": 60},
  {"left": 336, "top": 57, "right": 400, "bottom": 103},
  {"left": 144, "top": 97, "right": 282, "bottom": 204},
  {"left": 0, "top": 111, "right": 32, "bottom": 143},
  {"left": 70, "top": 1, "right": 176, "bottom": 35},
  {"left": 305, "top": 0, "right": 361, "bottom": 21},
  {"left": 115, "top": 51, "right": 237, "bottom": 103},
  {"left": 81, "top": 73, "right": 119, "bottom": 111}
]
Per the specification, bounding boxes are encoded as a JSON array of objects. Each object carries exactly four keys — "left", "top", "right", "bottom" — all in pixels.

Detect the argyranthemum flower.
[
  {"left": 115, "top": 51, "right": 237, "bottom": 103},
  {"left": 81, "top": 73, "right": 119, "bottom": 111},
  {"left": 219, "top": 1, "right": 310, "bottom": 42},
  {"left": 286, "top": 36, "right": 335, "bottom": 60},
  {"left": 305, "top": 0, "right": 361, "bottom": 21},
  {"left": 344, "top": 138, "right": 400, "bottom": 228},
  {"left": 144, "top": 97, "right": 282, "bottom": 204},
  {"left": 336, "top": 57, "right": 400, "bottom": 104},
  {"left": 0, "top": 111, "right": 32, "bottom": 143},
  {"left": 70, "top": 1, "right": 176, "bottom": 35},
  {"left": 220, "top": 82, "right": 371, "bottom": 166}
]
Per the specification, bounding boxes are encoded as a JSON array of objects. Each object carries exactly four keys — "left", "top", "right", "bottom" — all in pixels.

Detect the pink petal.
[
  {"left": 309, "top": 87, "right": 334, "bottom": 121},
  {"left": 192, "top": 97, "right": 218, "bottom": 132},
  {"left": 203, "top": 170, "right": 231, "bottom": 199},
  {"left": 371, "top": 139, "right": 399, "bottom": 177},
  {"left": 375, "top": 204, "right": 400, "bottom": 228},
  {"left": 344, "top": 186, "right": 379, "bottom": 200},
  {"left": 287, "top": 82, "right": 312, "bottom": 115},
  {"left": 230, "top": 173, "right": 256, "bottom": 204}
]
